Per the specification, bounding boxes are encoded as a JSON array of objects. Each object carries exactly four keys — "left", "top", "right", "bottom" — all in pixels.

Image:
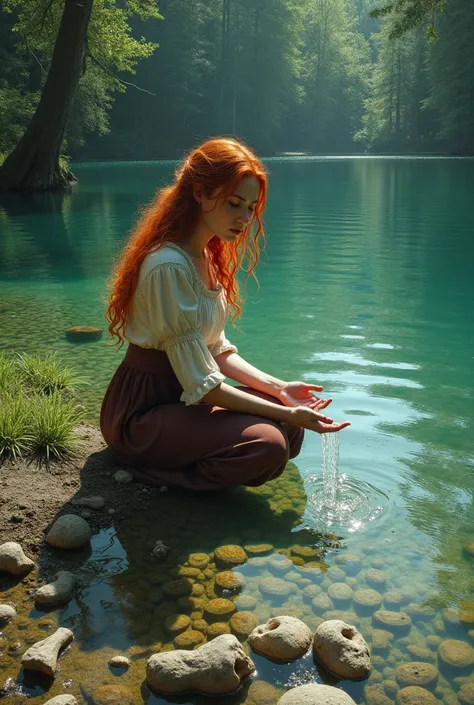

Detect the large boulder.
[
  {"left": 0, "top": 541, "right": 34, "bottom": 575},
  {"left": 249, "top": 616, "right": 313, "bottom": 661},
  {"left": 146, "top": 633, "right": 255, "bottom": 694},
  {"left": 313, "top": 620, "right": 371, "bottom": 680},
  {"left": 21, "top": 627, "right": 74, "bottom": 676},
  {"left": 278, "top": 683, "right": 357, "bottom": 704}
]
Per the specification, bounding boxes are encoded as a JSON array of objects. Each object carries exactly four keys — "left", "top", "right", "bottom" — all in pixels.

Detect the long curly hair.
[{"left": 105, "top": 137, "right": 268, "bottom": 345}]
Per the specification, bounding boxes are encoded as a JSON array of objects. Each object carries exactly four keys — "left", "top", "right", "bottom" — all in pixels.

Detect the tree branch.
[
  {"left": 86, "top": 46, "right": 156, "bottom": 96},
  {"left": 26, "top": 39, "right": 46, "bottom": 73}
]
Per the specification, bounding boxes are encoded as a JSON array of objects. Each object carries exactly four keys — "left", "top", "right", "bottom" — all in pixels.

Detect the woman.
[{"left": 101, "top": 137, "right": 350, "bottom": 491}]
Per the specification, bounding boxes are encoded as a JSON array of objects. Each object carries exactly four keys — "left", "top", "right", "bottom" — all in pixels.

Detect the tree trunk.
[{"left": 0, "top": 0, "right": 93, "bottom": 192}]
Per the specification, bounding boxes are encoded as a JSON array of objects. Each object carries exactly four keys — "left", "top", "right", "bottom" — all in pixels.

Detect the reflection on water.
[{"left": 1, "top": 158, "right": 474, "bottom": 704}]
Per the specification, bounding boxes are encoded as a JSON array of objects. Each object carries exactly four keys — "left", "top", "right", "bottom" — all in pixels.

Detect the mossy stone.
[
  {"left": 234, "top": 594, "right": 258, "bottom": 610},
  {"left": 162, "top": 578, "right": 193, "bottom": 598},
  {"left": 459, "top": 684, "right": 474, "bottom": 705},
  {"left": 463, "top": 542, "right": 474, "bottom": 558},
  {"left": 179, "top": 567, "right": 201, "bottom": 578},
  {"left": 173, "top": 629, "right": 205, "bottom": 649},
  {"left": 214, "top": 545, "right": 247, "bottom": 568},
  {"left": 302, "top": 584, "right": 322, "bottom": 601},
  {"left": 373, "top": 610, "right": 412, "bottom": 632},
  {"left": 371, "top": 629, "right": 394, "bottom": 651},
  {"left": 164, "top": 614, "right": 191, "bottom": 634},
  {"left": 188, "top": 553, "right": 210, "bottom": 569},
  {"left": 230, "top": 611, "right": 258, "bottom": 638},
  {"left": 312, "top": 593, "right": 333, "bottom": 611},
  {"left": 177, "top": 595, "right": 205, "bottom": 610},
  {"left": 204, "top": 598, "right": 236, "bottom": 622},
  {"left": 191, "top": 583, "right": 205, "bottom": 597},
  {"left": 215, "top": 571, "right": 245, "bottom": 593},
  {"left": 207, "top": 622, "right": 231, "bottom": 639},
  {"left": 192, "top": 619, "right": 208, "bottom": 633},
  {"left": 290, "top": 545, "right": 321, "bottom": 560},
  {"left": 366, "top": 569, "right": 387, "bottom": 586},
  {"left": 328, "top": 582, "right": 354, "bottom": 603},
  {"left": 335, "top": 553, "right": 362, "bottom": 575},
  {"left": 92, "top": 685, "right": 134, "bottom": 705},
  {"left": 245, "top": 680, "right": 280, "bottom": 704},
  {"left": 268, "top": 554, "right": 293, "bottom": 573},
  {"left": 244, "top": 544, "right": 273, "bottom": 556}
]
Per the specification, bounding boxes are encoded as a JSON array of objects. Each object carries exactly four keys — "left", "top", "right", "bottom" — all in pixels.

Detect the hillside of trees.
[{"left": 1, "top": 0, "right": 473, "bottom": 167}]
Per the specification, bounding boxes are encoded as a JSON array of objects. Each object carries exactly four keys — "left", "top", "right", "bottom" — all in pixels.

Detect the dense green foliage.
[{"left": 0, "top": 0, "right": 473, "bottom": 158}]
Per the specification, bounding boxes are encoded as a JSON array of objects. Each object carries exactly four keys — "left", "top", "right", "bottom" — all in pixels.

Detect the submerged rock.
[
  {"left": 214, "top": 545, "right": 247, "bottom": 568},
  {"left": 21, "top": 627, "right": 74, "bottom": 676},
  {"left": 46, "top": 515, "right": 91, "bottom": 549},
  {"left": 438, "top": 639, "right": 474, "bottom": 669},
  {"left": 279, "top": 683, "right": 357, "bottom": 704},
  {"left": 395, "top": 662, "right": 438, "bottom": 689},
  {"left": 249, "top": 616, "right": 312, "bottom": 661},
  {"left": 146, "top": 633, "right": 255, "bottom": 694},
  {"left": 0, "top": 541, "right": 34, "bottom": 575},
  {"left": 44, "top": 696, "right": 78, "bottom": 705},
  {"left": 35, "top": 571, "right": 75, "bottom": 607},
  {"left": 91, "top": 684, "right": 133, "bottom": 704},
  {"left": 313, "top": 620, "right": 371, "bottom": 680},
  {"left": 396, "top": 686, "right": 437, "bottom": 704}
]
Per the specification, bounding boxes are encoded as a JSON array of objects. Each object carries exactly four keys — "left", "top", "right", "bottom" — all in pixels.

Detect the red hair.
[{"left": 106, "top": 137, "right": 268, "bottom": 345}]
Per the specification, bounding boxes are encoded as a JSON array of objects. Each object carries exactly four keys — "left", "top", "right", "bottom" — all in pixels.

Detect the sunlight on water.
[{"left": 303, "top": 434, "right": 387, "bottom": 535}]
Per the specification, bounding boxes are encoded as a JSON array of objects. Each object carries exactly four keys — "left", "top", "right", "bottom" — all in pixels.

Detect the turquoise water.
[{"left": 1, "top": 158, "right": 473, "bottom": 703}]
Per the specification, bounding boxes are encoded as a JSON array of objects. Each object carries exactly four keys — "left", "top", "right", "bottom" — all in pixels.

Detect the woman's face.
[{"left": 197, "top": 175, "right": 261, "bottom": 244}]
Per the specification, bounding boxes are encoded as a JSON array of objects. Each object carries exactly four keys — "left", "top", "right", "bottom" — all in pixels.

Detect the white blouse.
[{"left": 125, "top": 242, "right": 237, "bottom": 405}]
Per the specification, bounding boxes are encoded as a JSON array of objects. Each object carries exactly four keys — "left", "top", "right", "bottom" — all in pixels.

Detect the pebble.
[{"left": 114, "top": 469, "right": 134, "bottom": 484}]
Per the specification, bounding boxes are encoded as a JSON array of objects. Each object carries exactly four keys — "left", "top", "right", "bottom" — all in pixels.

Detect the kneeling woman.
[{"left": 101, "top": 137, "right": 350, "bottom": 491}]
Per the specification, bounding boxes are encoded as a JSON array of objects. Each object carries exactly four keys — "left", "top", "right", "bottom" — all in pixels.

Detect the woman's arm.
[
  {"left": 202, "top": 382, "right": 349, "bottom": 433},
  {"left": 214, "top": 351, "right": 286, "bottom": 397}
]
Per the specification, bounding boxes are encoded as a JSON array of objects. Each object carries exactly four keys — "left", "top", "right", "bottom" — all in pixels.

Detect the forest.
[{"left": 0, "top": 0, "right": 472, "bottom": 189}]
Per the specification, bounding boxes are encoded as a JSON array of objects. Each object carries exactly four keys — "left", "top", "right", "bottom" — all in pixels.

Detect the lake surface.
[{"left": 1, "top": 157, "right": 473, "bottom": 704}]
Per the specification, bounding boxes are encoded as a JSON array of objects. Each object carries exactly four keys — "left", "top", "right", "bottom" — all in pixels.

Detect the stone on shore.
[
  {"left": 146, "top": 633, "right": 255, "bottom": 694},
  {"left": 44, "top": 697, "right": 78, "bottom": 705},
  {"left": 0, "top": 541, "right": 34, "bottom": 575},
  {"left": 0, "top": 604, "right": 17, "bottom": 625},
  {"left": 313, "top": 620, "right": 371, "bottom": 680},
  {"left": 35, "top": 571, "right": 76, "bottom": 607},
  {"left": 249, "top": 616, "right": 313, "bottom": 661},
  {"left": 46, "top": 515, "right": 91, "bottom": 549},
  {"left": 279, "top": 683, "right": 357, "bottom": 704},
  {"left": 21, "top": 627, "right": 74, "bottom": 676}
]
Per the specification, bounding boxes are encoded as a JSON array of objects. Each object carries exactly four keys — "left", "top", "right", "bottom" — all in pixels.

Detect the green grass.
[{"left": 0, "top": 352, "right": 87, "bottom": 467}]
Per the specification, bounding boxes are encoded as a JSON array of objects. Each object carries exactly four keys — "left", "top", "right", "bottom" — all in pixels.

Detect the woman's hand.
[
  {"left": 289, "top": 406, "right": 351, "bottom": 434},
  {"left": 278, "top": 381, "right": 332, "bottom": 411}
]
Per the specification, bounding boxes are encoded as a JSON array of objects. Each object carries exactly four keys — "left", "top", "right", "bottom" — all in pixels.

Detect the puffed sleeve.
[
  {"left": 208, "top": 329, "right": 238, "bottom": 358},
  {"left": 145, "top": 263, "right": 224, "bottom": 405}
]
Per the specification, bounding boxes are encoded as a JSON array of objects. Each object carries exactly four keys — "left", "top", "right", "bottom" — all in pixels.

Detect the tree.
[
  {"left": 0, "top": 0, "right": 160, "bottom": 191},
  {"left": 369, "top": 0, "right": 445, "bottom": 40}
]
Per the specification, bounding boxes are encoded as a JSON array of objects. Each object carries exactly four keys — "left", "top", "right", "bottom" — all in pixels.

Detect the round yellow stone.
[
  {"left": 188, "top": 553, "right": 210, "bottom": 569},
  {"left": 173, "top": 629, "right": 205, "bottom": 649},
  {"left": 215, "top": 571, "right": 245, "bottom": 593},
  {"left": 207, "top": 622, "right": 231, "bottom": 639},
  {"left": 214, "top": 545, "right": 248, "bottom": 568},
  {"left": 229, "top": 611, "right": 258, "bottom": 638},
  {"left": 204, "top": 598, "right": 236, "bottom": 623},
  {"left": 164, "top": 614, "right": 191, "bottom": 634}
]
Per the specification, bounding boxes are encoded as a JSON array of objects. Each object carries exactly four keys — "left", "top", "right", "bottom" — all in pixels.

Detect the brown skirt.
[{"left": 100, "top": 343, "right": 304, "bottom": 492}]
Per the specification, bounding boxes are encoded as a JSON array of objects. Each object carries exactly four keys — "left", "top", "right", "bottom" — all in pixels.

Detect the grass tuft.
[{"left": 0, "top": 352, "right": 88, "bottom": 466}]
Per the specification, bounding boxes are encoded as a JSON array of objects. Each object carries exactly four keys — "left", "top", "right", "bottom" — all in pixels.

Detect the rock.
[
  {"left": 312, "top": 593, "right": 334, "bottom": 611},
  {"left": 249, "top": 616, "right": 312, "bottom": 661},
  {"left": 259, "top": 577, "right": 292, "bottom": 599},
  {"left": 244, "top": 543, "right": 274, "bottom": 556},
  {"left": 21, "top": 627, "right": 74, "bottom": 676},
  {"left": 215, "top": 571, "right": 245, "bottom": 593},
  {"left": 164, "top": 614, "right": 191, "bottom": 634},
  {"left": 230, "top": 611, "right": 258, "bottom": 638},
  {"left": 188, "top": 552, "right": 209, "bottom": 568},
  {"left": 173, "top": 629, "right": 205, "bottom": 649},
  {"left": 207, "top": 622, "right": 231, "bottom": 639},
  {"left": 313, "top": 620, "right": 371, "bottom": 680},
  {"left": 438, "top": 639, "right": 474, "bottom": 669},
  {"left": 396, "top": 686, "right": 437, "bottom": 704},
  {"left": 354, "top": 589, "right": 383, "bottom": 612},
  {"left": 373, "top": 610, "right": 412, "bottom": 632},
  {"left": 0, "top": 541, "right": 34, "bottom": 574},
  {"left": 35, "top": 571, "right": 75, "bottom": 606},
  {"left": 328, "top": 583, "right": 354, "bottom": 603},
  {"left": 364, "top": 684, "right": 392, "bottom": 705},
  {"left": 395, "top": 662, "right": 438, "bottom": 689},
  {"left": 214, "top": 545, "right": 247, "bottom": 568},
  {"left": 371, "top": 629, "right": 394, "bottom": 651},
  {"left": 152, "top": 540, "right": 170, "bottom": 559},
  {"left": 108, "top": 655, "right": 131, "bottom": 668},
  {"left": 245, "top": 680, "right": 280, "bottom": 704},
  {"left": 65, "top": 326, "right": 102, "bottom": 342},
  {"left": 0, "top": 604, "right": 16, "bottom": 625},
  {"left": 463, "top": 542, "right": 474, "bottom": 558},
  {"left": 406, "top": 645, "right": 434, "bottom": 661},
  {"left": 335, "top": 553, "right": 362, "bottom": 575},
  {"left": 204, "top": 598, "right": 236, "bottom": 622},
  {"left": 365, "top": 569, "right": 387, "bottom": 587},
  {"left": 114, "top": 469, "right": 133, "bottom": 484},
  {"left": 146, "top": 633, "right": 255, "bottom": 694},
  {"left": 46, "top": 515, "right": 91, "bottom": 549},
  {"left": 278, "top": 683, "right": 357, "bottom": 704},
  {"left": 91, "top": 684, "right": 134, "bottom": 704},
  {"left": 459, "top": 684, "right": 474, "bottom": 705},
  {"left": 70, "top": 496, "right": 105, "bottom": 510},
  {"left": 44, "top": 697, "right": 78, "bottom": 705}
]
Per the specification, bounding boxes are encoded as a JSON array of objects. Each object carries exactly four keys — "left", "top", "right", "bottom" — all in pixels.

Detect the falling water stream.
[{"left": 303, "top": 434, "right": 388, "bottom": 535}]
